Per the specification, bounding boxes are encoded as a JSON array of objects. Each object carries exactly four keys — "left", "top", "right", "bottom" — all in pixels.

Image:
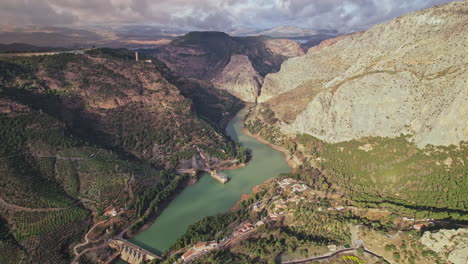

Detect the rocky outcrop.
[
  {"left": 212, "top": 55, "right": 263, "bottom": 102},
  {"left": 265, "top": 39, "right": 305, "bottom": 58},
  {"left": 258, "top": 1, "right": 468, "bottom": 147},
  {"left": 306, "top": 32, "right": 363, "bottom": 55},
  {"left": 152, "top": 31, "right": 286, "bottom": 80},
  {"left": 150, "top": 32, "right": 303, "bottom": 102},
  {"left": 421, "top": 228, "right": 468, "bottom": 264}
]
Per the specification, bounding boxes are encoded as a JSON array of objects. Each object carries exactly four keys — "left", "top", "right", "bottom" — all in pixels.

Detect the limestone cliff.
[
  {"left": 149, "top": 32, "right": 305, "bottom": 102},
  {"left": 258, "top": 1, "right": 468, "bottom": 147},
  {"left": 265, "top": 39, "right": 305, "bottom": 58},
  {"left": 211, "top": 55, "right": 263, "bottom": 102}
]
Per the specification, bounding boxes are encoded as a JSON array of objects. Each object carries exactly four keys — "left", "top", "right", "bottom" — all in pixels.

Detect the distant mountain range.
[
  {"left": 0, "top": 25, "right": 173, "bottom": 48},
  {"left": 0, "top": 24, "right": 338, "bottom": 49},
  {"left": 0, "top": 43, "right": 57, "bottom": 53},
  {"left": 230, "top": 26, "right": 338, "bottom": 38}
]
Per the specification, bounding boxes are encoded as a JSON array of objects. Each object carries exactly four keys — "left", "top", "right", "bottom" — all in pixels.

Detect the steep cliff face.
[
  {"left": 148, "top": 32, "right": 304, "bottom": 102},
  {"left": 211, "top": 55, "right": 263, "bottom": 102},
  {"left": 258, "top": 2, "right": 468, "bottom": 147}
]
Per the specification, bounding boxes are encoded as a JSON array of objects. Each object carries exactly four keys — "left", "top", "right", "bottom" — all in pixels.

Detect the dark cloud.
[
  {"left": 0, "top": 0, "right": 460, "bottom": 32},
  {"left": 0, "top": 0, "right": 77, "bottom": 26}
]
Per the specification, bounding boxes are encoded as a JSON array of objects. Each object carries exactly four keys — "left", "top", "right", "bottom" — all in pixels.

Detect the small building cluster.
[
  {"left": 262, "top": 178, "right": 351, "bottom": 221},
  {"left": 291, "top": 183, "right": 309, "bottom": 193},
  {"left": 277, "top": 178, "right": 297, "bottom": 189},
  {"left": 104, "top": 207, "right": 121, "bottom": 217},
  {"left": 234, "top": 220, "right": 264, "bottom": 236},
  {"left": 236, "top": 222, "right": 255, "bottom": 235},
  {"left": 180, "top": 241, "right": 218, "bottom": 261},
  {"left": 276, "top": 178, "right": 309, "bottom": 193},
  {"left": 252, "top": 201, "right": 264, "bottom": 212},
  {"left": 412, "top": 220, "right": 435, "bottom": 231},
  {"left": 210, "top": 170, "right": 228, "bottom": 184},
  {"left": 327, "top": 244, "right": 337, "bottom": 251},
  {"left": 327, "top": 201, "right": 345, "bottom": 211},
  {"left": 134, "top": 51, "right": 152, "bottom": 63}
]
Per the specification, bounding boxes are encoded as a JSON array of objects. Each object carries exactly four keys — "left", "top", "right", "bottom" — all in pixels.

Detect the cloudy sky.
[{"left": 0, "top": 0, "right": 459, "bottom": 32}]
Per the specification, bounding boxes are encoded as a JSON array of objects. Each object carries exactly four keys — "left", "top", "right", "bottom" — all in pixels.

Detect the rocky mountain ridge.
[
  {"left": 148, "top": 31, "right": 304, "bottom": 102},
  {"left": 256, "top": 1, "right": 468, "bottom": 147},
  {"left": 211, "top": 54, "right": 264, "bottom": 102}
]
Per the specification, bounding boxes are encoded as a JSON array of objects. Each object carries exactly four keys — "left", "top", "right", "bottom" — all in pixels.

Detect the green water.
[{"left": 130, "top": 108, "right": 291, "bottom": 254}]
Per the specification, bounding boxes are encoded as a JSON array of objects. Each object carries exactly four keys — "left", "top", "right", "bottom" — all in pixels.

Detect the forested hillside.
[{"left": 0, "top": 49, "right": 245, "bottom": 263}]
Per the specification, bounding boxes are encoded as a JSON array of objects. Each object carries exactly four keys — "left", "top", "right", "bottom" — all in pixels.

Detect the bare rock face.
[
  {"left": 266, "top": 39, "right": 305, "bottom": 58},
  {"left": 420, "top": 229, "right": 468, "bottom": 264},
  {"left": 258, "top": 1, "right": 468, "bottom": 147},
  {"left": 306, "top": 32, "right": 363, "bottom": 55},
  {"left": 212, "top": 54, "right": 263, "bottom": 102}
]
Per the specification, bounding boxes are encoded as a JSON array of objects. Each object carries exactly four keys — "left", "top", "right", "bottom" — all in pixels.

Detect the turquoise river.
[{"left": 130, "top": 108, "right": 291, "bottom": 254}]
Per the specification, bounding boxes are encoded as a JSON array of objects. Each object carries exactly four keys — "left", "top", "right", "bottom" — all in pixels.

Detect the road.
[
  {"left": 283, "top": 224, "right": 390, "bottom": 264},
  {"left": 71, "top": 243, "right": 110, "bottom": 264},
  {"left": 282, "top": 248, "right": 358, "bottom": 264},
  {"left": 282, "top": 248, "right": 391, "bottom": 264},
  {"left": 73, "top": 220, "right": 107, "bottom": 255},
  {"left": 182, "top": 224, "right": 258, "bottom": 263},
  {"left": 350, "top": 224, "right": 362, "bottom": 248}
]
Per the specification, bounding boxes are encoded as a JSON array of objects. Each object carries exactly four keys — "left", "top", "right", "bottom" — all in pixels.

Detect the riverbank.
[
  {"left": 240, "top": 120, "right": 298, "bottom": 169},
  {"left": 128, "top": 106, "right": 291, "bottom": 254},
  {"left": 124, "top": 175, "right": 190, "bottom": 241},
  {"left": 230, "top": 178, "right": 276, "bottom": 212}
]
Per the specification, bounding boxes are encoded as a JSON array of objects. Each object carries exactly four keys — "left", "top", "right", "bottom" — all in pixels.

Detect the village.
[
  {"left": 174, "top": 177, "right": 440, "bottom": 263},
  {"left": 86, "top": 176, "right": 440, "bottom": 264}
]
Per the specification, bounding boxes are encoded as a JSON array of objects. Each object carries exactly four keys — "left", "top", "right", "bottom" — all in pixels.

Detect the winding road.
[
  {"left": 282, "top": 247, "right": 391, "bottom": 264},
  {"left": 73, "top": 220, "right": 107, "bottom": 255},
  {"left": 282, "top": 224, "right": 390, "bottom": 264}
]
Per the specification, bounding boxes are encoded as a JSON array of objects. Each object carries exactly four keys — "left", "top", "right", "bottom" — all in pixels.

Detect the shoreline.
[
  {"left": 121, "top": 105, "right": 294, "bottom": 256},
  {"left": 228, "top": 105, "right": 296, "bottom": 212},
  {"left": 230, "top": 178, "right": 277, "bottom": 212},
  {"left": 119, "top": 108, "right": 252, "bottom": 252},
  {"left": 240, "top": 119, "right": 297, "bottom": 169}
]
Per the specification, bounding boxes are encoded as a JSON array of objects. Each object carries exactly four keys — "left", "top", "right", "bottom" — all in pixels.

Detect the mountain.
[
  {"left": 0, "top": 25, "right": 175, "bottom": 49},
  {"left": 0, "top": 49, "right": 246, "bottom": 263},
  {"left": 257, "top": 1, "right": 467, "bottom": 148},
  {"left": 299, "top": 33, "right": 345, "bottom": 51},
  {"left": 231, "top": 26, "right": 338, "bottom": 39},
  {"left": 0, "top": 43, "right": 57, "bottom": 53},
  {"left": 211, "top": 54, "right": 264, "bottom": 102},
  {"left": 245, "top": 1, "right": 467, "bottom": 218},
  {"left": 257, "top": 26, "right": 320, "bottom": 38},
  {"left": 147, "top": 31, "right": 304, "bottom": 102}
]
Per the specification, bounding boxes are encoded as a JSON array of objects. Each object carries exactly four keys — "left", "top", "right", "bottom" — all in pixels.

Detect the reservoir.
[{"left": 130, "top": 108, "right": 291, "bottom": 254}]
